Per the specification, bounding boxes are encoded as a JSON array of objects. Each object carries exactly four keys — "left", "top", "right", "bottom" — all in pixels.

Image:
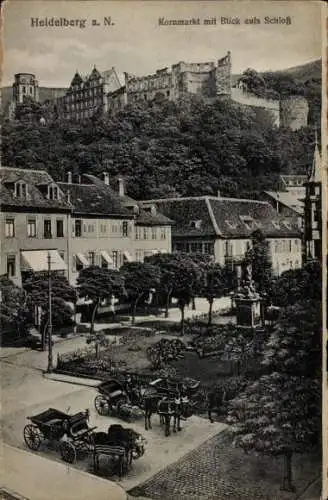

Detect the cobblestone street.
[{"left": 129, "top": 431, "right": 320, "bottom": 500}]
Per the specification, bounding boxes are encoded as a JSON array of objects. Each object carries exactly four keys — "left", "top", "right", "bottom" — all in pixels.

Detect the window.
[
  {"left": 143, "top": 227, "right": 148, "bottom": 240},
  {"left": 88, "top": 252, "right": 95, "bottom": 266},
  {"left": 100, "top": 224, "right": 107, "bottom": 233},
  {"left": 122, "top": 221, "right": 128, "bottom": 237},
  {"left": 5, "top": 218, "right": 15, "bottom": 237},
  {"left": 112, "top": 251, "right": 118, "bottom": 268},
  {"left": 136, "top": 227, "right": 141, "bottom": 240},
  {"left": 15, "top": 182, "right": 27, "bottom": 198},
  {"left": 56, "top": 219, "right": 64, "bottom": 237},
  {"left": 152, "top": 227, "right": 157, "bottom": 240},
  {"left": 75, "top": 219, "right": 82, "bottom": 237},
  {"left": 22, "top": 86, "right": 26, "bottom": 93},
  {"left": 203, "top": 242, "right": 214, "bottom": 255},
  {"left": 44, "top": 219, "right": 52, "bottom": 239},
  {"left": 160, "top": 228, "right": 166, "bottom": 240},
  {"left": 59, "top": 251, "right": 65, "bottom": 262},
  {"left": 289, "top": 240, "right": 292, "bottom": 252},
  {"left": 7, "top": 255, "right": 16, "bottom": 277},
  {"left": 88, "top": 224, "right": 94, "bottom": 233},
  {"left": 27, "top": 218, "right": 36, "bottom": 238},
  {"left": 48, "top": 185, "right": 59, "bottom": 200}
]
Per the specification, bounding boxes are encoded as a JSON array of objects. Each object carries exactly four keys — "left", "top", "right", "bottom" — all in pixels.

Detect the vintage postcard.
[{"left": 0, "top": 1, "right": 326, "bottom": 499}]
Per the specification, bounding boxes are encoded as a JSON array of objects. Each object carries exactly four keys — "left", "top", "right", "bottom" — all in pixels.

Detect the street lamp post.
[{"left": 47, "top": 252, "right": 54, "bottom": 373}]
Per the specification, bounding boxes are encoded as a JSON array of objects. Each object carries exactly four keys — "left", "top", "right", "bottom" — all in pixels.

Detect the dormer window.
[
  {"left": 225, "top": 220, "right": 237, "bottom": 229},
  {"left": 283, "top": 221, "right": 292, "bottom": 230},
  {"left": 143, "top": 205, "right": 157, "bottom": 216},
  {"left": 239, "top": 215, "right": 253, "bottom": 230},
  {"left": 48, "top": 184, "right": 59, "bottom": 200},
  {"left": 15, "top": 181, "right": 28, "bottom": 198},
  {"left": 189, "top": 220, "right": 202, "bottom": 229}
]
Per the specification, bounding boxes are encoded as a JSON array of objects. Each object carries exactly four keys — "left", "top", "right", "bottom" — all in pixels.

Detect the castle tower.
[
  {"left": 215, "top": 51, "right": 232, "bottom": 97},
  {"left": 12, "top": 73, "right": 39, "bottom": 105},
  {"left": 280, "top": 96, "right": 309, "bottom": 131},
  {"left": 303, "top": 134, "right": 322, "bottom": 261}
]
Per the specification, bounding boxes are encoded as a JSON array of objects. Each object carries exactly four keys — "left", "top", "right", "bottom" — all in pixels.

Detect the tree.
[
  {"left": 0, "top": 275, "right": 29, "bottom": 338},
  {"left": 201, "top": 263, "right": 227, "bottom": 325},
  {"left": 271, "top": 260, "right": 321, "bottom": 307},
  {"left": 77, "top": 266, "right": 124, "bottom": 334},
  {"left": 243, "top": 229, "right": 273, "bottom": 295},
  {"left": 23, "top": 271, "right": 77, "bottom": 345},
  {"left": 227, "top": 372, "right": 320, "bottom": 492},
  {"left": 120, "top": 262, "right": 161, "bottom": 325},
  {"left": 168, "top": 255, "right": 201, "bottom": 335}
]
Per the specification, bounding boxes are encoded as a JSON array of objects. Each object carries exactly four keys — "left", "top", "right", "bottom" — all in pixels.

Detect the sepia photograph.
[{"left": 0, "top": 1, "right": 325, "bottom": 499}]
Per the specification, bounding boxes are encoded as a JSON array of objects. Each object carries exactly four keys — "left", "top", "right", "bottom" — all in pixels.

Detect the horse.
[{"left": 144, "top": 392, "right": 194, "bottom": 436}]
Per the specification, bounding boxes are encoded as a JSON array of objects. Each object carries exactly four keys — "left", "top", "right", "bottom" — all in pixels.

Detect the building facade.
[
  {"left": 0, "top": 168, "right": 70, "bottom": 287},
  {"left": 143, "top": 195, "right": 303, "bottom": 277},
  {"left": 0, "top": 168, "right": 172, "bottom": 288},
  {"left": 303, "top": 139, "right": 322, "bottom": 261},
  {"left": 55, "top": 67, "right": 121, "bottom": 120}
]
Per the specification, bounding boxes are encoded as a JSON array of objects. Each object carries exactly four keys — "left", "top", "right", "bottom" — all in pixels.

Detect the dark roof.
[
  {"left": 0, "top": 167, "right": 71, "bottom": 211},
  {"left": 145, "top": 196, "right": 301, "bottom": 238},
  {"left": 143, "top": 197, "right": 216, "bottom": 237},
  {"left": 57, "top": 181, "right": 133, "bottom": 217},
  {"left": 83, "top": 174, "right": 172, "bottom": 225}
]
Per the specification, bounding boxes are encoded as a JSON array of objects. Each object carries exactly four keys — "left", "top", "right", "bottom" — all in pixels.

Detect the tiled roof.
[
  {"left": 263, "top": 191, "right": 304, "bottom": 215},
  {"left": 0, "top": 167, "right": 71, "bottom": 211},
  {"left": 57, "top": 181, "right": 133, "bottom": 217},
  {"left": 145, "top": 196, "right": 301, "bottom": 238},
  {"left": 143, "top": 197, "right": 216, "bottom": 237},
  {"left": 83, "top": 174, "right": 172, "bottom": 225}
]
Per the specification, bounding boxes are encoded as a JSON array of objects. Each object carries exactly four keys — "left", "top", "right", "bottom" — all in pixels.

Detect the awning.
[
  {"left": 100, "top": 250, "right": 114, "bottom": 266},
  {"left": 76, "top": 253, "right": 89, "bottom": 267},
  {"left": 21, "top": 250, "right": 67, "bottom": 272},
  {"left": 123, "top": 250, "right": 133, "bottom": 262}
]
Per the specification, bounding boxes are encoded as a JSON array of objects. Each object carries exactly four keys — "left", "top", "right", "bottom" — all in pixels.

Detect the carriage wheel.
[
  {"left": 24, "top": 424, "right": 42, "bottom": 451},
  {"left": 94, "top": 395, "right": 110, "bottom": 415},
  {"left": 60, "top": 441, "right": 77, "bottom": 464}
]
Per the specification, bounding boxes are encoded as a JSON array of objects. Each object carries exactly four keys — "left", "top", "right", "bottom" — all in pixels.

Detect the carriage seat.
[{"left": 67, "top": 413, "right": 89, "bottom": 438}]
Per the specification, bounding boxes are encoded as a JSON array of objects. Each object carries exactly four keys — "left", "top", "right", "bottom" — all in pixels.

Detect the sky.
[{"left": 2, "top": 0, "right": 323, "bottom": 88}]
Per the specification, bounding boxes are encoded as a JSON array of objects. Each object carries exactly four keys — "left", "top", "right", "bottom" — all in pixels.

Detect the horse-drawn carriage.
[
  {"left": 94, "top": 379, "right": 143, "bottom": 420},
  {"left": 23, "top": 407, "right": 146, "bottom": 478},
  {"left": 23, "top": 408, "right": 96, "bottom": 463}
]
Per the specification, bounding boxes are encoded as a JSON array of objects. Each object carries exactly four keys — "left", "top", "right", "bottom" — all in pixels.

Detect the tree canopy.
[{"left": 2, "top": 94, "right": 319, "bottom": 200}]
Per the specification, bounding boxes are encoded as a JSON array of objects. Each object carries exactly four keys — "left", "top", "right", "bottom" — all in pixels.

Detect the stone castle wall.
[
  {"left": 215, "top": 52, "right": 232, "bottom": 96},
  {"left": 231, "top": 88, "right": 280, "bottom": 126},
  {"left": 280, "top": 96, "right": 309, "bottom": 130}
]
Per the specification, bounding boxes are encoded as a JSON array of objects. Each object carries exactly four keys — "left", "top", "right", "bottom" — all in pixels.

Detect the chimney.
[
  {"left": 67, "top": 171, "right": 72, "bottom": 184},
  {"left": 103, "top": 172, "right": 110, "bottom": 185},
  {"left": 66, "top": 189, "right": 71, "bottom": 204},
  {"left": 118, "top": 177, "right": 125, "bottom": 197}
]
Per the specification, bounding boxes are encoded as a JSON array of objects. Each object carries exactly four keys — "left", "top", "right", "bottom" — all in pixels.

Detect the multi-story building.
[
  {"left": 0, "top": 167, "right": 70, "bottom": 287},
  {"left": 143, "top": 195, "right": 303, "bottom": 277},
  {"left": 1, "top": 168, "right": 172, "bottom": 288},
  {"left": 303, "top": 138, "right": 322, "bottom": 261},
  {"left": 55, "top": 67, "right": 121, "bottom": 120},
  {"left": 57, "top": 173, "right": 172, "bottom": 284}
]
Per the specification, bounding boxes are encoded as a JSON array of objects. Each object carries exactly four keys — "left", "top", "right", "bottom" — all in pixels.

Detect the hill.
[{"left": 1, "top": 94, "right": 318, "bottom": 201}]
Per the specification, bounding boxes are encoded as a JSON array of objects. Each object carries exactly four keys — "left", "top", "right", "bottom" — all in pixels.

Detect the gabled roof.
[
  {"left": 57, "top": 180, "right": 133, "bottom": 218},
  {"left": 144, "top": 196, "right": 301, "bottom": 238},
  {"left": 70, "top": 72, "right": 83, "bottom": 87},
  {"left": 263, "top": 191, "right": 304, "bottom": 215},
  {"left": 0, "top": 167, "right": 71, "bottom": 211}
]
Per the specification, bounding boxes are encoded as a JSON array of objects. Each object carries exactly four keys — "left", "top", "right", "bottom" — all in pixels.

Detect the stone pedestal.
[{"left": 234, "top": 296, "right": 263, "bottom": 329}]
